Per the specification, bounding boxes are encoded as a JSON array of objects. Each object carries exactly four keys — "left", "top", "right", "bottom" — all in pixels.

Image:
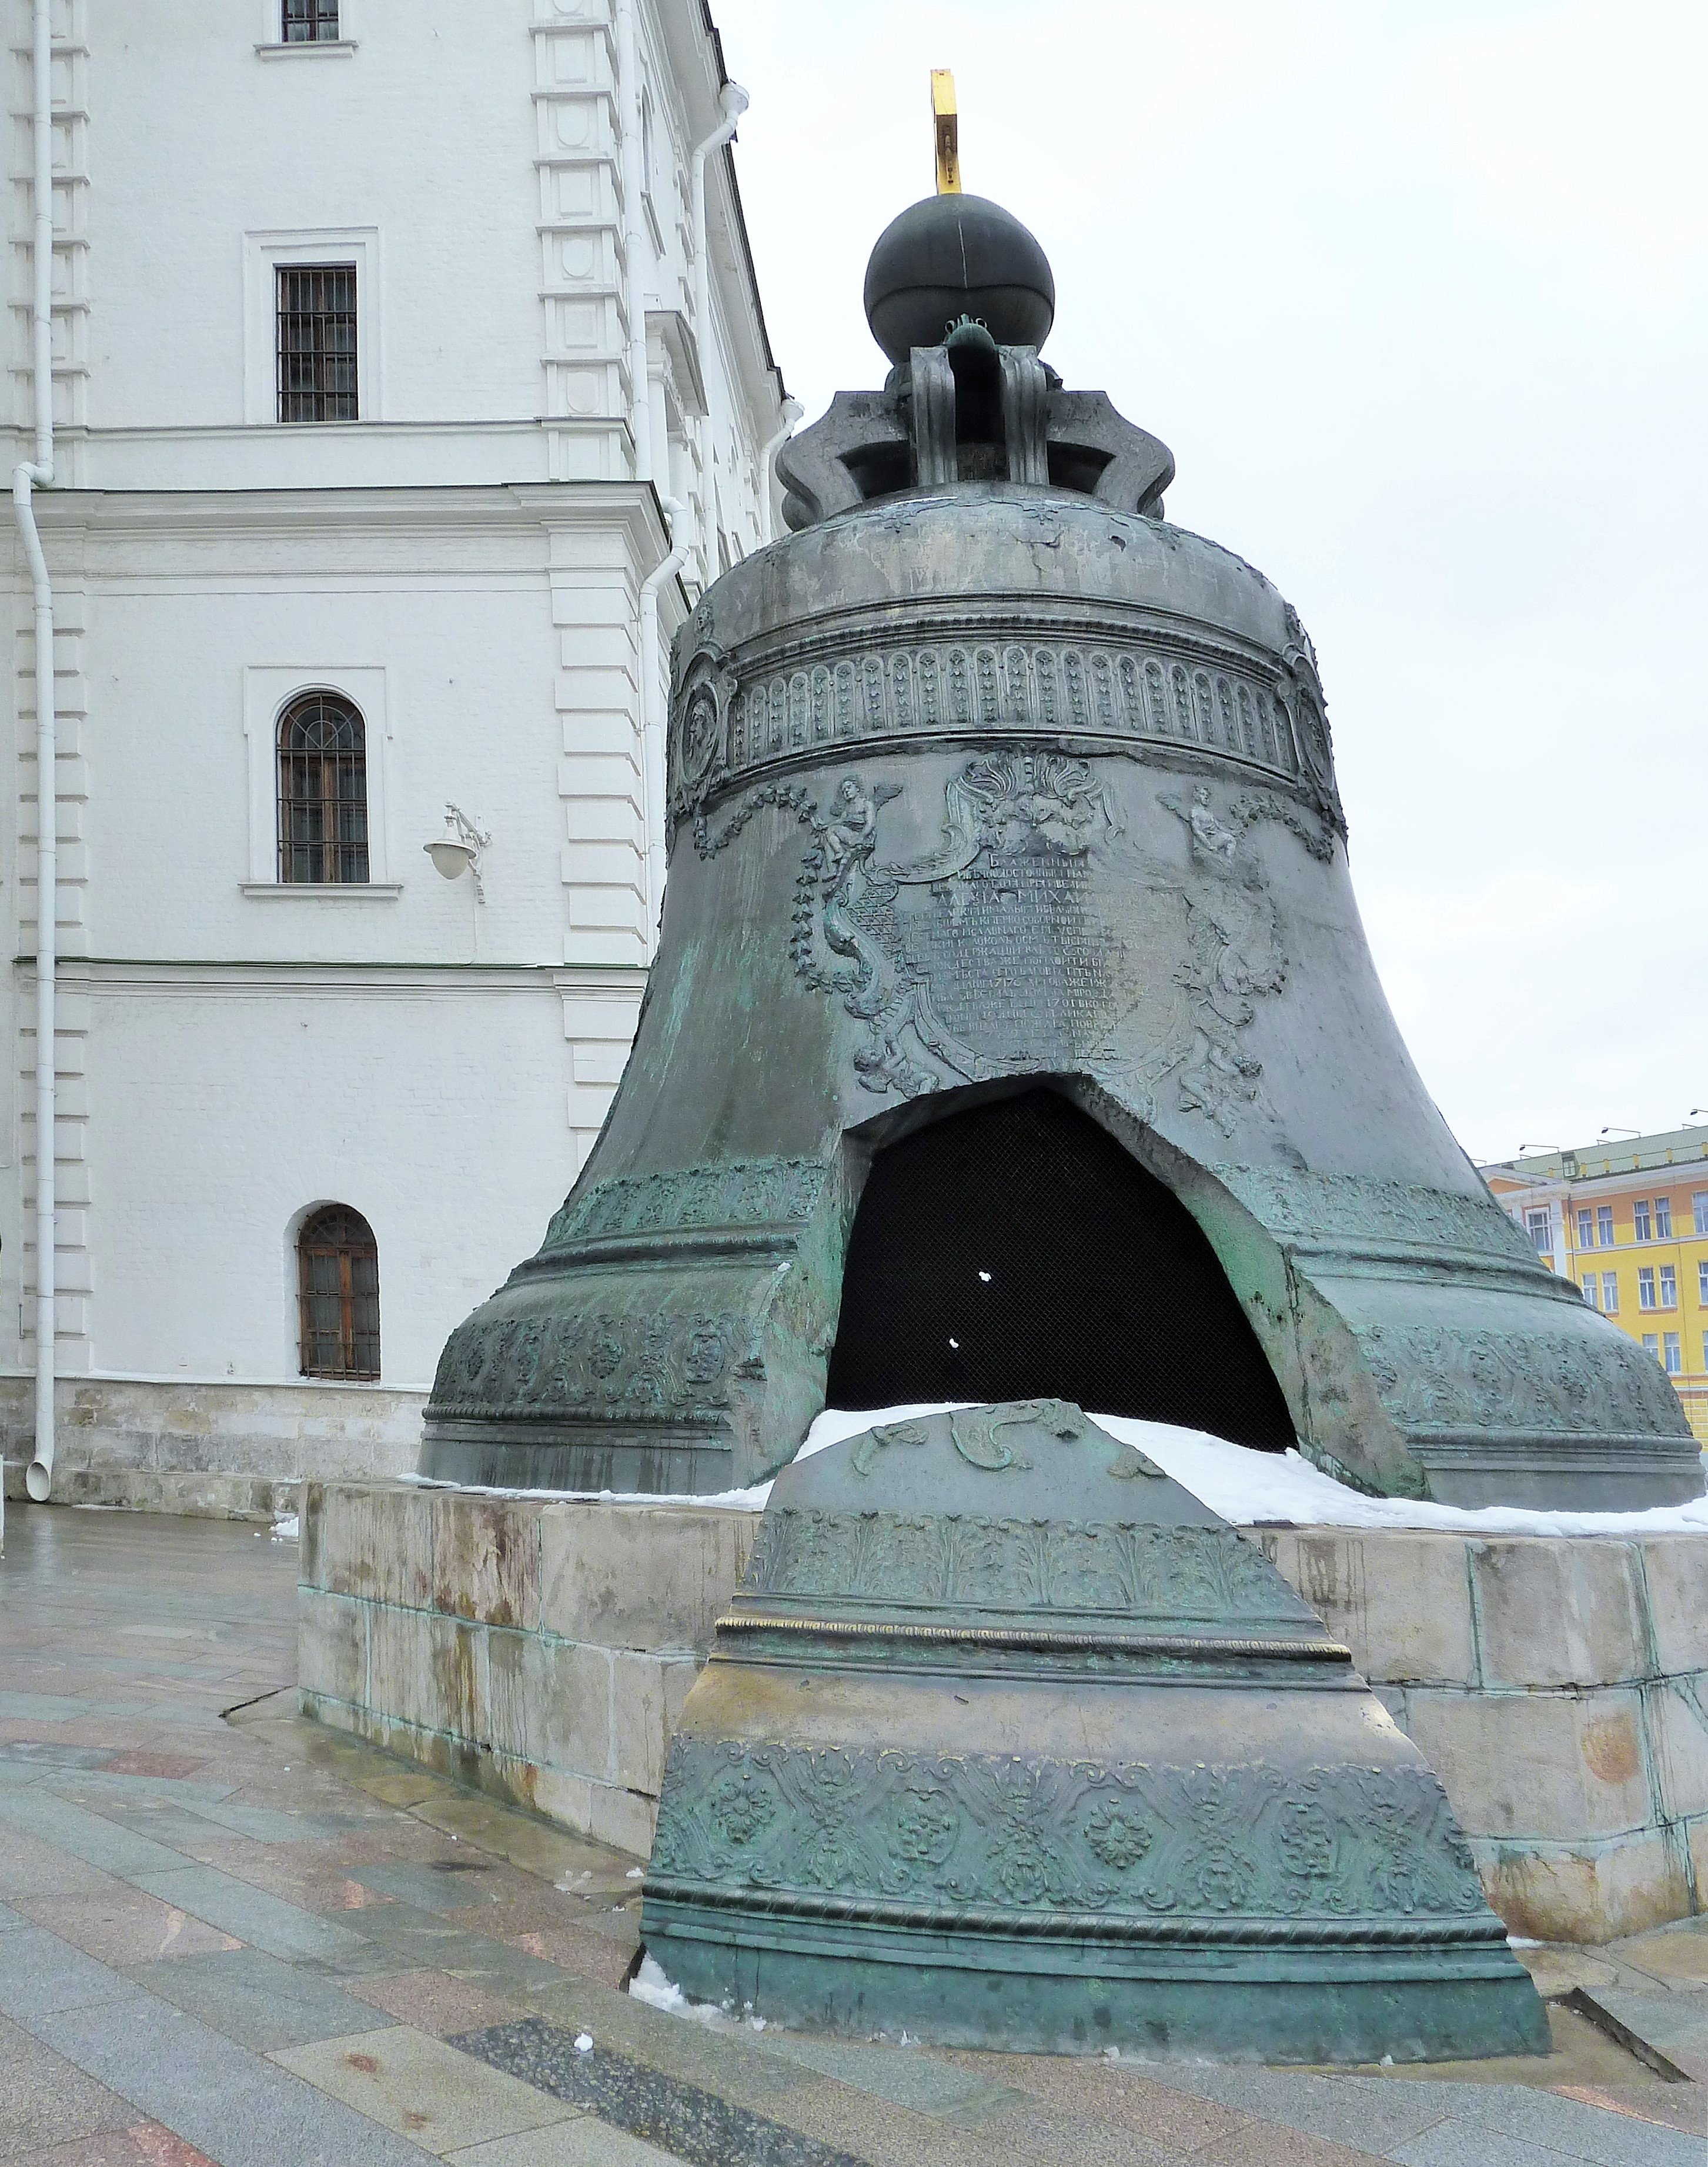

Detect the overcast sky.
[{"left": 711, "top": 0, "right": 1706, "bottom": 1166}]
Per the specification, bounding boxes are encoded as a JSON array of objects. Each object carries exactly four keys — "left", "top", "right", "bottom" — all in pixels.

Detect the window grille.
[
  {"left": 1597, "top": 1204, "right": 1615, "bottom": 1246},
  {"left": 1581, "top": 1276, "right": 1599, "bottom": 1308},
  {"left": 277, "top": 264, "right": 357, "bottom": 422},
  {"left": 277, "top": 691, "right": 369, "bottom": 884},
  {"left": 1576, "top": 1208, "right": 1593, "bottom": 1248},
  {"left": 1663, "top": 1332, "right": 1682, "bottom": 1376},
  {"left": 297, "top": 1206, "right": 380, "bottom": 1380},
  {"left": 1654, "top": 1196, "right": 1672, "bottom": 1238},
  {"left": 283, "top": 0, "right": 340, "bottom": 41},
  {"left": 1638, "top": 1266, "right": 1657, "bottom": 1310},
  {"left": 1602, "top": 1271, "right": 1619, "bottom": 1313},
  {"left": 1634, "top": 1200, "right": 1652, "bottom": 1241},
  {"left": 1660, "top": 1265, "right": 1677, "bottom": 1307}
]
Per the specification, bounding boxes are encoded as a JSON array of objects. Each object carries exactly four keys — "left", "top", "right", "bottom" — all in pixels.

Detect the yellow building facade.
[{"left": 1482, "top": 1126, "right": 1708, "bottom": 1443}]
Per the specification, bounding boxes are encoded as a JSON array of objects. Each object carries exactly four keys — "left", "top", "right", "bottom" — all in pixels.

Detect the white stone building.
[{"left": 0, "top": 0, "right": 788, "bottom": 1513}]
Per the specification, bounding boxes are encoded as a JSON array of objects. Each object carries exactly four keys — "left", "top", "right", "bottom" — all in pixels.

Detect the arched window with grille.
[
  {"left": 278, "top": 691, "right": 369, "bottom": 884},
  {"left": 297, "top": 1206, "right": 380, "bottom": 1380}
]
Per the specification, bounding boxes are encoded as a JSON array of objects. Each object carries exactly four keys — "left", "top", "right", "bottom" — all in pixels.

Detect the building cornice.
[
  {"left": 18, "top": 958, "right": 649, "bottom": 1000},
  {"left": 24, "top": 480, "right": 673, "bottom": 552}
]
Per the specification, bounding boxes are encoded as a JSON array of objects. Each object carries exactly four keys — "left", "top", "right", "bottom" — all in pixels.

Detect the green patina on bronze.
[
  {"left": 419, "top": 188, "right": 1699, "bottom": 1511},
  {"left": 642, "top": 1400, "right": 1550, "bottom": 2061}
]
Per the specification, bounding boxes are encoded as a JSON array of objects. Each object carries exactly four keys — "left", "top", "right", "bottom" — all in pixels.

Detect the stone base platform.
[
  {"left": 298, "top": 1480, "right": 1708, "bottom": 1943},
  {"left": 2, "top": 1375, "right": 425, "bottom": 1518}
]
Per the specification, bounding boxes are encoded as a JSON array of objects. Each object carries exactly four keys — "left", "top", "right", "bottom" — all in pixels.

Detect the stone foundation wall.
[
  {"left": 298, "top": 1481, "right": 754, "bottom": 1855},
  {"left": 1257, "top": 1526, "right": 1708, "bottom": 1942},
  {"left": 1, "top": 1377, "right": 425, "bottom": 1519},
  {"left": 298, "top": 1480, "right": 1708, "bottom": 1941}
]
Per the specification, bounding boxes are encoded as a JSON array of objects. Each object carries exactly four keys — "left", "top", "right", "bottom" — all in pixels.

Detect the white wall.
[
  {"left": 85, "top": 970, "right": 573, "bottom": 1388},
  {"left": 0, "top": 0, "right": 786, "bottom": 1499}
]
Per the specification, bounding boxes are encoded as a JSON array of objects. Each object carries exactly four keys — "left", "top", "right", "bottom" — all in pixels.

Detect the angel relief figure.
[
  {"left": 1107, "top": 786, "right": 1292, "bottom": 1136},
  {"left": 795, "top": 752, "right": 1120, "bottom": 1098}
]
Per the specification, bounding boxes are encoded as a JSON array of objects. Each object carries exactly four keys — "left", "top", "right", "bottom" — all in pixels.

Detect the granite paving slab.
[
  {"left": 452, "top": 2015, "right": 871, "bottom": 2167},
  {"left": 0, "top": 1743, "right": 118, "bottom": 1772},
  {"left": 101, "top": 1751, "right": 216, "bottom": 1782},
  {"left": 343, "top": 1967, "right": 530, "bottom": 2039},
  {"left": 0, "top": 1791, "right": 198, "bottom": 1879},
  {"left": 0, "top": 2009, "right": 136, "bottom": 2161},
  {"left": 518, "top": 1977, "right": 821, "bottom": 2102},
  {"left": 35, "top": 1990, "right": 442, "bottom": 2167},
  {"left": 757, "top": 2034, "right": 1026, "bottom": 2122},
  {"left": 1549, "top": 2085, "right": 1708, "bottom": 2139},
  {"left": 128, "top": 1865, "right": 373, "bottom": 1962},
  {"left": 1611, "top": 1926, "right": 1708, "bottom": 1989},
  {"left": 0, "top": 1926, "right": 150, "bottom": 2024},
  {"left": 12, "top": 1890, "right": 242, "bottom": 1968},
  {"left": 1202, "top": 2131, "right": 1393, "bottom": 2166},
  {"left": 935, "top": 2049, "right": 1257, "bottom": 2151},
  {"left": 355, "top": 1863, "right": 518, "bottom": 1914},
  {"left": 126, "top": 1945, "right": 395, "bottom": 2053},
  {"left": 1381, "top": 2125, "right": 1599, "bottom": 2166},
  {"left": 43, "top": 1769, "right": 239, "bottom": 1807},
  {"left": 477, "top": 1918, "right": 640, "bottom": 1991},
  {"left": 1577, "top": 1986, "right": 1708, "bottom": 2070},
  {"left": 442, "top": 2120, "right": 681, "bottom": 2167},
  {"left": 9, "top": 2123, "right": 222, "bottom": 2166},
  {"left": 271, "top": 2024, "right": 574, "bottom": 2156},
  {"left": 773, "top": 2077, "right": 1206, "bottom": 2167},
  {"left": 0, "top": 1831, "right": 122, "bottom": 1901}
]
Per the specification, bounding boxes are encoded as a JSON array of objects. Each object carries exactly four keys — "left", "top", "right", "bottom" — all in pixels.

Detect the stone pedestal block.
[{"left": 298, "top": 1481, "right": 1708, "bottom": 1942}]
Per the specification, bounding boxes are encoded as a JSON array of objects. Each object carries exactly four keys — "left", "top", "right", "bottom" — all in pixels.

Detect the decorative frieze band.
[
  {"left": 745, "top": 1508, "right": 1298, "bottom": 1626},
  {"left": 429, "top": 1305, "right": 758, "bottom": 1428},
  {"left": 670, "top": 636, "right": 1342, "bottom": 833},
  {"left": 650, "top": 1739, "right": 1488, "bottom": 1926},
  {"left": 1211, "top": 1167, "right": 1545, "bottom": 1268},
  {"left": 537, "top": 1155, "right": 827, "bottom": 1258},
  {"left": 1355, "top": 1320, "right": 1694, "bottom": 1442}
]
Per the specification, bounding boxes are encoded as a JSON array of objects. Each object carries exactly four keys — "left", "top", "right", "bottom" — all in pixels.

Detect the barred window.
[
  {"left": 278, "top": 691, "right": 369, "bottom": 884},
  {"left": 278, "top": 264, "right": 357, "bottom": 422},
  {"left": 298, "top": 1206, "right": 380, "bottom": 1380},
  {"left": 283, "top": 0, "right": 340, "bottom": 41}
]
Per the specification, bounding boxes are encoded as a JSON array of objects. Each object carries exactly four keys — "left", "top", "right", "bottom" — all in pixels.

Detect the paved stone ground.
[{"left": 1, "top": 1506, "right": 1705, "bottom": 2167}]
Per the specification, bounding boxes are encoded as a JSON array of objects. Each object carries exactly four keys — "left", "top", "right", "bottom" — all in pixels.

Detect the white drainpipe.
[
  {"left": 759, "top": 398, "right": 803, "bottom": 544},
  {"left": 639, "top": 499, "right": 688, "bottom": 933},
  {"left": 614, "top": 0, "right": 653, "bottom": 486},
  {"left": 12, "top": 0, "right": 56, "bottom": 1507},
  {"left": 689, "top": 82, "right": 747, "bottom": 580}
]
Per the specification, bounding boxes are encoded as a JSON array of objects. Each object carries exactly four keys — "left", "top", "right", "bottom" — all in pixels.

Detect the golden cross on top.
[{"left": 932, "top": 69, "right": 961, "bottom": 193}]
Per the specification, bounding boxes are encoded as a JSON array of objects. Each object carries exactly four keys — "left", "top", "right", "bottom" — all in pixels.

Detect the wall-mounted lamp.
[{"left": 424, "top": 803, "right": 490, "bottom": 902}]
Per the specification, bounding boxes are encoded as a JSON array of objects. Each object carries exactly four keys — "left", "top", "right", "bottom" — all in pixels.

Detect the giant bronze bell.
[{"left": 422, "top": 189, "right": 1700, "bottom": 1511}]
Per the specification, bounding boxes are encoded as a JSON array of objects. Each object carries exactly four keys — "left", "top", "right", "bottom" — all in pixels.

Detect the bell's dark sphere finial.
[{"left": 863, "top": 192, "right": 1055, "bottom": 365}]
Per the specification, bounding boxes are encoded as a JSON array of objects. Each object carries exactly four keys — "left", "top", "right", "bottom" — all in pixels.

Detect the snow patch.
[
  {"left": 270, "top": 1513, "right": 299, "bottom": 1541},
  {"left": 1087, "top": 1414, "right": 1708, "bottom": 1536},
  {"left": 629, "top": 1954, "right": 768, "bottom": 2031},
  {"left": 399, "top": 1405, "right": 1708, "bottom": 1538}
]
